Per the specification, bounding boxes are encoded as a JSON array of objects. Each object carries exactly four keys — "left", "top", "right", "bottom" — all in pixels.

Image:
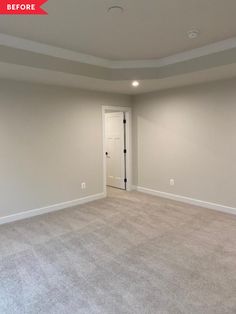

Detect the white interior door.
[{"left": 105, "top": 112, "right": 126, "bottom": 189}]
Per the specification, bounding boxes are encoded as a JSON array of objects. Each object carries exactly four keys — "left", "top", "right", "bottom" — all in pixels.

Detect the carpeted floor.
[{"left": 0, "top": 188, "right": 236, "bottom": 314}]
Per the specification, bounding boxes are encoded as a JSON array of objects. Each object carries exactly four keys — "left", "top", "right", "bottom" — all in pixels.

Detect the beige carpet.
[{"left": 0, "top": 188, "right": 236, "bottom": 314}]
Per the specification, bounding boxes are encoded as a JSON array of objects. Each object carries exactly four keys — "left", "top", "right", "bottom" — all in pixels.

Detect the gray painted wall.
[
  {"left": 0, "top": 80, "right": 130, "bottom": 218},
  {"left": 133, "top": 79, "right": 236, "bottom": 208},
  {"left": 1, "top": 77, "right": 236, "bottom": 219}
]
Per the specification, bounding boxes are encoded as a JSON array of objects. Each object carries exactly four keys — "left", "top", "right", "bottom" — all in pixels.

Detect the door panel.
[{"left": 105, "top": 112, "right": 125, "bottom": 189}]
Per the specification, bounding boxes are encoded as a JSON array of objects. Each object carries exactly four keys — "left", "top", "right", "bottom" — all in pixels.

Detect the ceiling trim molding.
[
  {"left": 111, "top": 37, "right": 236, "bottom": 69},
  {"left": 1, "top": 33, "right": 236, "bottom": 70},
  {"left": 0, "top": 33, "right": 112, "bottom": 68}
]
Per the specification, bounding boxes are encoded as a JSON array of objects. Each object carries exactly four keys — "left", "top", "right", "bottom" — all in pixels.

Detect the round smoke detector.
[
  {"left": 107, "top": 5, "right": 124, "bottom": 15},
  {"left": 187, "top": 29, "right": 200, "bottom": 39}
]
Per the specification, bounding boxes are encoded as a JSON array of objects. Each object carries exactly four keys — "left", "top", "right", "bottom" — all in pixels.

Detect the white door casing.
[{"left": 105, "top": 112, "right": 125, "bottom": 189}]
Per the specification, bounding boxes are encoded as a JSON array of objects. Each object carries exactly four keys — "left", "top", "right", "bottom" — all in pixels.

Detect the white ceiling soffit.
[
  {"left": 1, "top": 61, "right": 236, "bottom": 95},
  {"left": 1, "top": 33, "right": 236, "bottom": 93},
  {"left": 1, "top": 33, "right": 236, "bottom": 69}
]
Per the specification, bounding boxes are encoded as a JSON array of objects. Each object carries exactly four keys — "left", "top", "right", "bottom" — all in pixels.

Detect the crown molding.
[{"left": 1, "top": 33, "right": 236, "bottom": 70}]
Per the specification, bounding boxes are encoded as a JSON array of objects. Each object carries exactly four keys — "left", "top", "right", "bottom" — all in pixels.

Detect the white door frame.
[{"left": 102, "top": 105, "right": 132, "bottom": 195}]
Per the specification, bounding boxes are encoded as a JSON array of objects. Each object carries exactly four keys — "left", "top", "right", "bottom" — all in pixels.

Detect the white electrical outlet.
[
  {"left": 170, "top": 179, "right": 175, "bottom": 186},
  {"left": 81, "top": 182, "right": 86, "bottom": 190}
]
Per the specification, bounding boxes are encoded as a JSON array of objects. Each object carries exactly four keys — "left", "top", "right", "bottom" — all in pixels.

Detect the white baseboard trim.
[
  {"left": 130, "top": 185, "right": 137, "bottom": 191},
  {"left": 0, "top": 192, "right": 106, "bottom": 226},
  {"left": 136, "top": 186, "right": 236, "bottom": 216}
]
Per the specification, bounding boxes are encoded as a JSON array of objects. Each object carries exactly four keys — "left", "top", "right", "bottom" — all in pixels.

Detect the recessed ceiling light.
[
  {"left": 132, "top": 81, "right": 140, "bottom": 87},
  {"left": 107, "top": 5, "right": 124, "bottom": 15},
  {"left": 187, "top": 29, "right": 200, "bottom": 39}
]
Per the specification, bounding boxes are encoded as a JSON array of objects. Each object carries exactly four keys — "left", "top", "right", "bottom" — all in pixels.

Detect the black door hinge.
[
  {"left": 124, "top": 149, "right": 127, "bottom": 154},
  {"left": 123, "top": 119, "right": 126, "bottom": 124},
  {"left": 124, "top": 178, "right": 127, "bottom": 183}
]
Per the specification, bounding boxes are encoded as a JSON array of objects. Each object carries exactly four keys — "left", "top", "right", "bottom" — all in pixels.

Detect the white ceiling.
[
  {"left": 1, "top": 0, "right": 236, "bottom": 94},
  {"left": 1, "top": 0, "right": 236, "bottom": 60}
]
